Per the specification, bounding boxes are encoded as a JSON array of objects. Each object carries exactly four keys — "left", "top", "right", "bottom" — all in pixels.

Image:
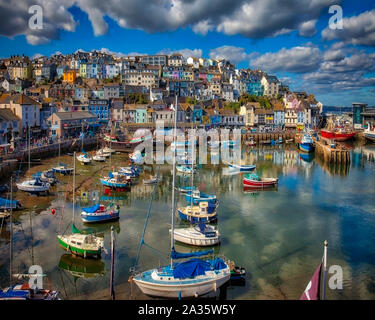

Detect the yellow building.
[
  {"left": 63, "top": 69, "right": 77, "bottom": 84},
  {"left": 79, "top": 63, "right": 87, "bottom": 78}
]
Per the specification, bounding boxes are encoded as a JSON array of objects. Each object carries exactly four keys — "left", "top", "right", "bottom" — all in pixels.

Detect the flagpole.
[{"left": 322, "top": 240, "right": 328, "bottom": 300}]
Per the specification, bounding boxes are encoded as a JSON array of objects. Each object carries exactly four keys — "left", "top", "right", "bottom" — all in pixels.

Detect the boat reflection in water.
[
  {"left": 58, "top": 254, "right": 105, "bottom": 279},
  {"left": 80, "top": 220, "right": 121, "bottom": 235}
]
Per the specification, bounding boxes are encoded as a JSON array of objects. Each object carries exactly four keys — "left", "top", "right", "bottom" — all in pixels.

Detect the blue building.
[
  {"left": 57, "top": 65, "right": 69, "bottom": 79},
  {"left": 89, "top": 99, "right": 110, "bottom": 123},
  {"left": 246, "top": 81, "right": 263, "bottom": 96},
  {"left": 86, "top": 63, "right": 98, "bottom": 79}
]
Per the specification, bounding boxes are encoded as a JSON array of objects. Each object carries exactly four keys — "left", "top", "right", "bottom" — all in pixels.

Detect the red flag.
[{"left": 300, "top": 263, "right": 322, "bottom": 300}]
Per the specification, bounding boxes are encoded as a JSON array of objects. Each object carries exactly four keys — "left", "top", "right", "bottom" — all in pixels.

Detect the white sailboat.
[
  {"left": 57, "top": 152, "right": 104, "bottom": 259},
  {"left": 132, "top": 96, "right": 230, "bottom": 298},
  {"left": 175, "top": 130, "right": 220, "bottom": 245}
]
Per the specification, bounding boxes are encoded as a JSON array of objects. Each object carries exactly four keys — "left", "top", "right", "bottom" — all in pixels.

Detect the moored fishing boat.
[
  {"left": 185, "top": 189, "right": 217, "bottom": 205},
  {"left": 243, "top": 172, "right": 278, "bottom": 188},
  {"left": 321, "top": 128, "right": 356, "bottom": 141},
  {"left": 178, "top": 202, "right": 217, "bottom": 223},
  {"left": 299, "top": 134, "right": 315, "bottom": 153},
  {"left": 80, "top": 203, "right": 120, "bottom": 223},
  {"left": 102, "top": 146, "right": 115, "bottom": 154},
  {"left": 16, "top": 178, "right": 50, "bottom": 195},
  {"left": 100, "top": 172, "right": 129, "bottom": 189},
  {"left": 173, "top": 222, "right": 220, "bottom": 246}
]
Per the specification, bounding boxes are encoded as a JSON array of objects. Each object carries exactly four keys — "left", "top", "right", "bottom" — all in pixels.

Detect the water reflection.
[{"left": 1, "top": 144, "right": 375, "bottom": 299}]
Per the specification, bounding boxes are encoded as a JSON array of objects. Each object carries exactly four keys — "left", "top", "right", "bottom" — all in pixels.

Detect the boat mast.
[
  {"left": 28, "top": 125, "right": 30, "bottom": 172},
  {"left": 170, "top": 95, "right": 178, "bottom": 267},
  {"left": 9, "top": 177, "right": 13, "bottom": 287},
  {"left": 73, "top": 151, "right": 76, "bottom": 224},
  {"left": 190, "top": 120, "right": 194, "bottom": 208}
]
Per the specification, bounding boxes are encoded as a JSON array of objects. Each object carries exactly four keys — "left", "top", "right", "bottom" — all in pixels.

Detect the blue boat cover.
[
  {"left": 108, "top": 172, "right": 114, "bottom": 179},
  {"left": 198, "top": 222, "right": 206, "bottom": 233},
  {"left": 82, "top": 204, "right": 100, "bottom": 213},
  {"left": 32, "top": 172, "right": 42, "bottom": 178},
  {"left": 171, "top": 247, "right": 214, "bottom": 260},
  {"left": 0, "top": 289, "right": 29, "bottom": 299},
  {"left": 247, "top": 173, "right": 260, "bottom": 181},
  {"left": 173, "top": 258, "right": 211, "bottom": 279},
  {"left": 0, "top": 197, "right": 20, "bottom": 206},
  {"left": 209, "top": 258, "right": 227, "bottom": 270}
]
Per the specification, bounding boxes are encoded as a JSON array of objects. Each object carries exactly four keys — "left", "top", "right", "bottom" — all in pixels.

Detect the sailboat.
[
  {"left": 53, "top": 138, "right": 73, "bottom": 175},
  {"left": 80, "top": 203, "right": 120, "bottom": 223},
  {"left": 77, "top": 150, "right": 92, "bottom": 164},
  {"left": 57, "top": 152, "right": 104, "bottom": 259},
  {"left": 132, "top": 96, "right": 230, "bottom": 298},
  {"left": 17, "top": 127, "right": 50, "bottom": 195},
  {"left": 0, "top": 179, "right": 60, "bottom": 300}
]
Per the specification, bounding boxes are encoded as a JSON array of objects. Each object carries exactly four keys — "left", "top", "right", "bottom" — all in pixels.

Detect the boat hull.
[
  {"left": 133, "top": 270, "right": 230, "bottom": 298},
  {"left": 81, "top": 211, "right": 120, "bottom": 223},
  {"left": 100, "top": 178, "right": 128, "bottom": 189},
  {"left": 227, "top": 164, "right": 256, "bottom": 171},
  {"left": 243, "top": 178, "right": 278, "bottom": 188},
  {"left": 365, "top": 132, "right": 375, "bottom": 142},
  {"left": 178, "top": 209, "right": 217, "bottom": 223},
  {"left": 299, "top": 143, "right": 314, "bottom": 153},
  {"left": 173, "top": 229, "right": 220, "bottom": 246},
  {"left": 321, "top": 130, "right": 356, "bottom": 141},
  {"left": 57, "top": 236, "right": 101, "bottom": 258}
]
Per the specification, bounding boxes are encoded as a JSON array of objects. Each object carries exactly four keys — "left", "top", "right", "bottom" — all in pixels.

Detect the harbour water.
[{"left": 1, "top": 143, "right": 375, "bottom": 300}]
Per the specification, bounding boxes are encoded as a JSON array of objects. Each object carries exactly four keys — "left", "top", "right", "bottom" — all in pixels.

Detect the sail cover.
[
  {"left": 0, "top": 197, "right": 20, "bottom": 207},
  {"left": 81, "top": 204, "right": 100, "bottom": 213},
  {"left": 173, "top": 258, "right": 211, "bottom": 279},
  {"left": 171, "top": 248, "right": 214, "bottom": 260},
  {"left": 209, "top": 258, "right": 227, "bottom": 270}
]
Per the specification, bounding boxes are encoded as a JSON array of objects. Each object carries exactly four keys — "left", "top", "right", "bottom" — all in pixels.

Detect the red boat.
[
  {"left": 320, "top": 129, "right": 356, "bottom": 141},
  {"left": 243, "top": 173, "right": 278, "bottom": 188}
]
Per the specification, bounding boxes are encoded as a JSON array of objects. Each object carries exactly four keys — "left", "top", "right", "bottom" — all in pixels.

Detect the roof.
[
  {"left": 0, "top": 109, "right": 20, "bottom": 121},
  {"left": 0, "top": 93, "right": 40, "bottom": 105},
  {"left": 52, "top": 111, "right": 97, "bottom": 121}
]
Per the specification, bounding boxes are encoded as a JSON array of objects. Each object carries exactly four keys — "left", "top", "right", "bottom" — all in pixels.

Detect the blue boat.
[
  {"left": 100, "top": 172, "right": 129, "bottom": 189},
  {"left": 177, "top": 202, "right": 217, "bottom": 223},
  {"left": 226, "top": 163, "right": 256, "bottom": 172},
  {"left": 185, "top": 190, "right": 217, "bottom": 205},
  {"left": 0, "top": 197, "right": 22, "bottom": 210},
  {"left": 299, "top": 134, "right": 315, "bottom": 153},
  {"left": 81, "top": 203, "right": 120, "bottom": 223},
  {"left": 52, "top": 162, "right": 73, "bottom": 175}
]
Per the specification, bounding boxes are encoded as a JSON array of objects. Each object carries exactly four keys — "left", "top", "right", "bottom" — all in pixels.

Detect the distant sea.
[{"left": 322, "top": 105, "right": 353, "bottom": 114}]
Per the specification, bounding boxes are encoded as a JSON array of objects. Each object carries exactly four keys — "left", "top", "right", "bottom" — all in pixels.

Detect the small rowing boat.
[{"left": 243, "top": 173, "right": 278, "bottom": 188}]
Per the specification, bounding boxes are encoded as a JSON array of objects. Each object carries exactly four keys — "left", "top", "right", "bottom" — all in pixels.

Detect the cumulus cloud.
[
  {"left": 0, "top": 0, "right": 340, "bottom": 45},
  {"left": 322, "top": 9, "right": 375, "bottom": 46},
  {"left": 250, "top": 46, "right": 322, "bottom": 73},
  {"left": 0, "top": 0, "right": 76, "bottom": 45},
  {"left": 158, "top": 48, "right": 202, "bottom": 58},
  {"left": 209, "top": 45, "right": 252, "bottom": 64},
  {"left": 298, "top": 20, "right": 317, "bottom": 37},
  {"left": 302, "top": 47, "right": 375, "bottom": 92}
]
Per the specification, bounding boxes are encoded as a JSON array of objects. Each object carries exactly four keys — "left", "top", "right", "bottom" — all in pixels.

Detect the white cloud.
[
  {"left": 0, "top": 0, "right": 341, "bottom": 44},
  {"left": 250, "top": 46, "right": 322, "bottom": 73},
  {"left": 158, "top": 48, "right": 202, "bottom": 58},
  {"left": 298, "top": 20, "right": 317, "bottom": 37},
  {"left": 209, "top": 46, "right": 251, "bottom": 64},
  {"left": 322, "top": 9, "right": 375, "bottom": 46}
]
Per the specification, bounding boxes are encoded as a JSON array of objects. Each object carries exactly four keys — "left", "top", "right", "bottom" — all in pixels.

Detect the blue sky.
[{"left": 0, "top": 0, "right": 374, "bottom": 106}]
